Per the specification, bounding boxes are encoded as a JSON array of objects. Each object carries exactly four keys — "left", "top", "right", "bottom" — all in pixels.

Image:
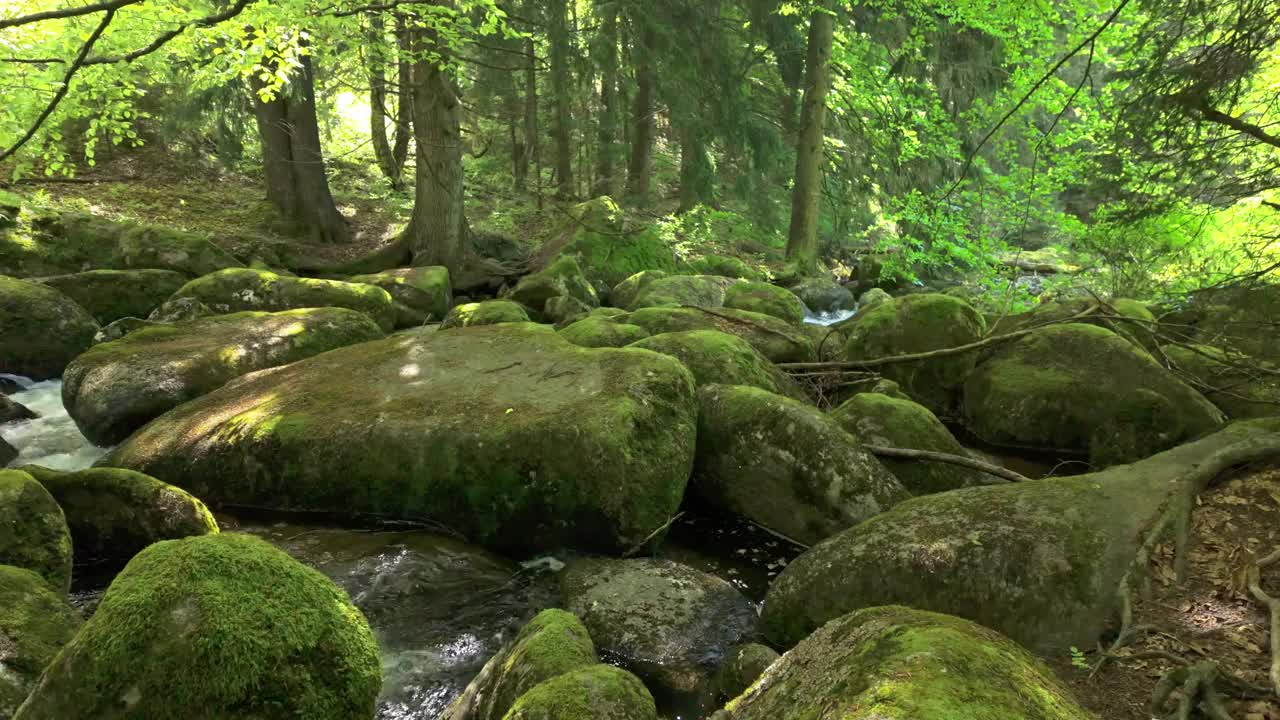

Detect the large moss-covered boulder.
[
  {"left": 610, "top": 270, "right": 668, "bottom": 311},
  {"left": 629, "top": 274, "right": 740, "bottom": 310},
  {"left": 548, "top": 197, "right": 680, "bottom": 293},
  {"left": 443, "top": 609, "right": 596, "bottom": 720},
  {"left": 789, "top": 278, "right": 856, "bottom": 314},
  {"left": 1175, "top": 284, "right": 1280, "bottom": 364},
  {"left": 0, "top": 565, "right": 81, "bottom": 719},
  {"left": 18, "top": 466, "right": 218, "bottom": 568},
  {"left": 964, "top": 324, "right": 1223, "bottom": 465},
  {"left": 0, "top": 470, "right": 71, "bottom": 594},
  {"left": 349, "top": 266, "right": 452, "bottom": 329},
  {"left": 992, "top": 297, "right": 1158, "bottom": 352},
  {"left": 503, "top": 664, "right": 657, "bottom": 720},
  {"left": 102, "top": 324, "right": 697, "bottom": 555},
  {"left": 831, "top": 393, "right": 982, "bottom": 494},
  {"left": 759, "top": 418, "right": 1280, "bottom": 652},
  {"left": 723, "top": 282, "right": 805, "bottom": 325},
  {"left": 687, "top": 254, "right": 763, "bottom": 281},
  {"left": 727, "top": 606, "right": 1092, "bottom": 720},
  {"left": 0, "top": 275, "right": 98, "bottom": 380},
  {"left": 1162, "top": 344, "right": 1280, "bottom": 419},
  {"left": 170, "top": 268, "right": 396, "bottom": 331},
  {"left": 13, "top": 533, "right": 380, "bottom": 720},
  {"left": 441, "top": 300, "right": 531, "bottom": 329},
  {"left": 628, "top": 307, "right": 815, "bottom": 363},
  {"left": 509, "top": 255, "right": 599, "bottom": 312},
  {"left": 695, "top": 385, "right": 908, "bottom": 545},
  {"left": 630, "top": 331, "right": 801, "bottom": 398},
  {"left": 33, "top": 269, "right": 188, "bottom": 325},
  {"left": 844, "top": 293, "right": 986, "bottom": 414},
  {"left": 560, "top": 558, "right": 757, "bottom": 698},
  {"left": 559, "top": 316, "right": 650, "bottom": 348},
  {"left": 63, "top": 308, "right": 385, "bottom": 445}
]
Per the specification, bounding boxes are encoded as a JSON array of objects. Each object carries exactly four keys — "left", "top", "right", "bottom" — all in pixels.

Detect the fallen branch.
[
  {"left": 862, "top": 444, "right": 1030, "bottom": 484},
  {"left": 622, "top": 511, "right": 684, "bottom": 558},
  {"left": 1247, "top": 548, "right": 1280, "bottom": 697}
]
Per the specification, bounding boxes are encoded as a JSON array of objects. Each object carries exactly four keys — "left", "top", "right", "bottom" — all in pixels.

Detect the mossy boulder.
[
  {"left": 610, "top": 270, "right": 669, "bottom": 311},
  {"left": 146, "top": 296, "right": 212, "bottom": 322},
  {"left": 964, "top": 324, "right": 1223, "bottom": 465},
  {"left": 759, "top": 419, "right": 1280, "bottom": 652},
  {"left": 18, "top": 465, "right": 218, "bottom": 568},
  {"left": 349, "top": 266, "right": 452, "bottom": 329},
  {"left": 694, "top": 385, "right": 908, "bottom": 545},
  {"left": 714, "top": 644, "right": 778, "bottom": 701},
  {"left": 170, "top": 268, "right": 396, "bottom": 331},
  {"left": 723, "top": 282, "right": 805, "bottom": 325},
  {"left": 844, "top": 294, "right": 986, "bottom": 414},
  {"left": 443, "top": 609, "right": 596, "bottom": 720},
  {"left": 831, "top": 393, "right": 982, "bottom": 494},
  {"left": 858, "top": 288, "right": 892, "bottom": 309},
  {"left": 627, "top": 307, "right": 815, "bottom": 363},
  {"left": 502, "top": 664, "right": 657, "bottom": 720},
  {"left": 995, "top": 297, "right": 1158, "bottom": 352},
  {"left": 0, "top": 565, "right": 81, "bottom": 719},
  {"left": 0, "top": 275, "right": 99, "bottom": 380},
  {"left": 727, "top": 606, "right": 1092, "bottom": 720},
  {"left": 561, "top": 557, "right": 757, "bottom": 698},
  {"left": 688, "top": 254, "right": 764, "bottom": 281},
  {"left": 441, "top": 300, "right": 531, "bottom": 329},
  {"left": 543, "top": 295, "right": 593, "bottom": 325},
  {"left": 102, "top": 324, "right": 698, "bottom": 555},
  {"left": 0, "top": 470, "right": 71, "bottom": 594},
  {"left": 13, "top": 533, "right": 380, "bottom": 720},
  {"left": 549, "top": 197, "right": 680, "bottom": 293},
  {"left": 790, "top": 278, "right": 857, "bottom": 314},
  {"left": 628, "top": 274, "right": 741, "bottom": 310},
  {"left": 559, "top": 316, "right": 650, "bottom": 348},
  {"left": 630, "top": 331, "right": 802, "bottom": 398},
  {"left": 32, "top": 269, "right": 188, "bottom": 325},
  {"left": 63, "top": 308, "right": 385, "bottom": 446},
  {"left": 1162, "top": 344, "right": 1280, "bottom": 419},
  {"left": 1174, "top": 284, "right": 1280, "bottom": 364},
  {"left": 509, "top": 256, "right": 599, "bottom": 311}
]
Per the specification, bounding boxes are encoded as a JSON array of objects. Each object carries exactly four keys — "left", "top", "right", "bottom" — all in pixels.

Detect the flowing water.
[
  {"left": 802, "top": 305, "right": 858, "bottom": 326},
  {"left": 0, "top": 375, "right": 109, "bottom": 470}
]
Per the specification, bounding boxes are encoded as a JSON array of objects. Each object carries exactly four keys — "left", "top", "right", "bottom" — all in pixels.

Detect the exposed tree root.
[
  {"left": 861, "top": 444, "right": 1030, "bottom": 484},
  {"left": 1152, "top": 661, "right": 1236, "bottom": 720},
  {"left": 1246, "top": 548, "right": 1280, "bottom": 697}
]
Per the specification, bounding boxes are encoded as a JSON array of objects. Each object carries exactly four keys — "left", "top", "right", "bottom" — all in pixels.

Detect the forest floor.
[{"left": 1049, "top": 463, "right": 1280, "bottom": 720}]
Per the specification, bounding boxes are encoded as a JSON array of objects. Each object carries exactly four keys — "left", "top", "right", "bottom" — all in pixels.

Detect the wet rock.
[
  {"left": 630, "top": 331, "right": 802, "bottom": 398},
  {"left": 0, "top": 396, "right": 35, "bottom": 425},
  {"left": 0, "top": 565, "right": 81, "bottom": 719},
  {"left": 63, "top": 308, "right": 385, "bottom": 445},
  {"left": 503, "top": 664, "right": 656, "bottom": 720},
  {"left": 0, "top": 438, "right": 15, "bottom": 467},
  {"left": 441, "top": 300, "right": 530, "bottom": 329},
  {"left": 964, "top": 323, "right": 1223, "bottom": 465},
  {"left": 349, "top": 266, "right": 452, "bottom": 329},
  {"left": 560, "top": 558, "right": 757, "bottom": 698},
  {"left": 789, "top": 278, "right": 856, "bottom": 314},
  {"left": 728, "top": 606, "right": 1092, "bottom": 719},
  {"left": 13, "top": 533, "right": 381, "bottom": 720},
  {"left": 103, "top": 323, "right": 698, "bottom": 555},
  {"left": 0, "top": 470, "right": 71, "bottom": 593},
  {"left": 170, "top": 267, "right": 397, "bottom": 331},
  {"left": 558, "top": 316, "right": 650, "bottom": 348},
  {"left": 831, "top": 392, "right": 982, "bottom": 494},
  {"left": 713, "top": 644, "right": 778, "bottom": 701},
  {"left": 33, "top": 269, "right": 187, "bottom": 325},
  {"left": 629, "top": 274, "right": 741, "bottom": 311},
  {"left": 19, "top": 465, "right": 218, "bottom": 568},
  {"left": 627, "top": 307, "right": 815, "bottom": 363},
  {"left": 0, "top": 275, "right": 98, "bottom": 381},
  {"left": 722, "top": 282, "right": 805, "bottom": 325}
]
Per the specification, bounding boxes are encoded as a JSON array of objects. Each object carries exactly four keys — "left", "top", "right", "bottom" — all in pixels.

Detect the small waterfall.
[
  {"left": 1, "top": 374, "right": 108, "bottom": 470},
  {"left": 802, "top": 304, "right": 858, "bottom": 327}
]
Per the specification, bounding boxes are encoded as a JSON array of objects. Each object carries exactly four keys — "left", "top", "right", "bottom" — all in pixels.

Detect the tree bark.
[
  {"left": 549, "top": 0, "right": 574, "bottom": 199},
  {"left": 625, "top": 25, "right": 655, "bottom": 205},
  {"left": 592, "top": 5, "right": 619, "bottom": 198},
  {"left": 678, "top": 124, "right": 714, "bottom": 212},
  {"left": 518, "top": 1, "right": 538, "bottom": 194},
  {"left": 368, "top": 12, "right": 397, "bottom": 187},
  {"left": 407, "top": 10, "right": 466, "bottom": 274},
  {"left": 250, "top": 52, "right": 349, "bottom": 244},
  {"left": 785, "top": 8, "right": 833, "bottom": 270}
]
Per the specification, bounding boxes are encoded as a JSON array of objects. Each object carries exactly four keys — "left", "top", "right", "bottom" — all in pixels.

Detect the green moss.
[
  {"left": 715, "top": 644, "right": 779, "bottom": 700},
  {"left": 171, "top": 268, "right": 397, "bottom": 331},
  {"left": 349, "top": 266, "right": 452, "bottom": 329},
  {"left": 723, "top": 282, "right": 805, "bottom": 324},
  {"left": 502, "top": 664, "right": 657, "bottom": 720},
  {"left": 687, "top": 254, "right": 764, "bottom": 281},
  {"left": 629, "top": 330, "right": 801, "bottom": 398},
  {"left": 554, "top": 198, "right": 680, "bottom": 292},
  {"left": 0, "top": 274, "right": 99, "bottom": 380},
  {"left": 32, "top": 269, "right": 187, "bottom": 325},
  {"left": 13, "top": 533, "right": 381, "bottom": 720},
  {"left": 0, "top": 565, "right": 81, "bottom": 718},
  {"left": 441, "top": 300, "right": 532, "bottom": 329},
  {"left": 0, "top": 470, "right": 72, "bottom": 594},
  {"left": 1162, "top": 344, "right": 1280, "bottom": 419},
  {"left": 559, "top": 316, "right": 650, "bottom": 348},
  {"left": 844, "top": 294, "right": 987, "bottom": 414},
  {"left": 18, "top": 466, "right": 218, "bottom": 569},
  {"left": 629, "top": 274, "right": 740, "bottom": 310},
  {"left": 610, "top": 270, "right": 669, "bottom": 310},
  {"left": 509, "top": 255, "right": 599, "bottom": 311},
  {"left": 627, "top": 306, "right": 815, "bottom": 363}
]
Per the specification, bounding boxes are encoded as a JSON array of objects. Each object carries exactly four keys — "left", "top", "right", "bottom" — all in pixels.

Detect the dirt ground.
[{"left": 1049, "top": 463, "right": 1280, "bottom": 720}]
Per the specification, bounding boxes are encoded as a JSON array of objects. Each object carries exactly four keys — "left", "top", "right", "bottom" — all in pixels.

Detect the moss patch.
[
  {"left": 559, "top": 316, "right": 650, "bottom": 348},
  {"left": 723, "top": 282, "right": 805, "bottom": 325},
  {"left": 629, "top": 274, "right": 741, "bottom": 310},
  {"left": 509, "top": 255, "right": 599, "bottom": 312},
  {"left": 33, "top": 269, "right": 188, "bottom": 325},
  {"left": 627, "top": 306, "right": 815, "bottom": 363},
  {"left": 0, "top": 565, "right": 81, "bottom": 718},
  {"left": 441, "top": 300, "right": 531, "bottom": 329},
  {"left": 171, "top": 268, "right": 397, "bottom": 331},
  {"left": 349, "top": 266, "right": 452, "bottom": 329},
  {"left": 502, "top": 664, "right": 657, "bottom": 720},
  {"left": 0, "top": 275, "right": 99, "bottom": 380},
  {"left": 610, "top": 270, "right": 669, "bottom": 311},
  {"left": 0, "top": 470, "right": 72, "bottom": 594},
  {"left": 1162, "top": 344, "right": 1280, "bottom": 420},
  {"left": 629, "top": 330, "right": 802, "bottom": 399}
]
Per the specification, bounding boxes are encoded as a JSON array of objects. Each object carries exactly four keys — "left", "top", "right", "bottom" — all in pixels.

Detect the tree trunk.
[
  {"left": 593, "top": 5, "right": 620, "bottom": 198},
  {"left": 368, "top": 13, "right": 397, "bottom": 187},
  {"left": 250, "top": 53, "right": 349, "bottom": 244},
  {"left": 678, "top": 124, "right": 715, "bottom": 212},
  {"left": 626, "top": 26, "right": 655, "bottom": 205},
  {"left": 549, "top": 0, "right": 575, "bottom": 199},
  {"left": 407, "top": 11, "right": 466, "bottom": 274},
  {"left": 519, "top": 20, "right": 538, "bottom": 194},
  {"left": 785, "top": 8, "right": 833, "bottom": 270},
  {"left": 391, "top": 14, "right": 412, "bottom": 178}
]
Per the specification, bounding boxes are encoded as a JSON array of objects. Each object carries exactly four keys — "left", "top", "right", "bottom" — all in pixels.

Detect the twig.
[
  {"left": 622, "top": 511, "right": 684, "bottom": 558},
  {"left": 862, "top": 444, "right": 1029, "bottom": 484}
]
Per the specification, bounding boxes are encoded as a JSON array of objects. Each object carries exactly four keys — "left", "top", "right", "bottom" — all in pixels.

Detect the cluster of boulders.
[{"left": 2, "top": 194, "right": 1279, "bottom": 719}]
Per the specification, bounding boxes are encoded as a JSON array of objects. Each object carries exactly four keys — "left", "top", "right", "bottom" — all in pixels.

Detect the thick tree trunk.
[
  {"left": 626, "top": 26, "right": 655, "bottom": 205},
  {"left": 593, "top": 6, "right": 620, "bottom": 198},
  {"left": 407, "top": 14, "right": 466, "bottom": 274},
  {"left": 368, "top": 13, "right": 396, "bottom": 186},
  {"left": 250, "top": 54, "right": 349, "bottom": 244},
  {"left": 391, "top": 14, "right": 413, "bottom": 178},
  {"left": 549, "top": 0, "right": 574, "bottom": 199},
  {"left": 785, "top": 8, "right": 833, "bottom": 270},
  {"left": 678, "top": 125, "right": 715, "bottom": 212},
  {"left": 519, "top": 26, "right": 538, "bottom": 194}
]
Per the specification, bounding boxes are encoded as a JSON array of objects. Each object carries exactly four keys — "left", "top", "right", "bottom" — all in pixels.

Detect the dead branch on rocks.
[{"left": 861, "top": 444, "right": 1030, "bottom": 484}]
